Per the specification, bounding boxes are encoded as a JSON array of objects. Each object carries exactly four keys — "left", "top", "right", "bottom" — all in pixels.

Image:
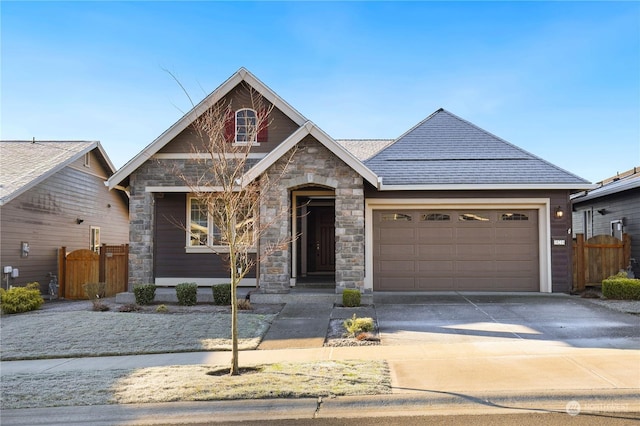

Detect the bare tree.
[{"left": 171, "top": 81, "right": 295, "bottom": 375}]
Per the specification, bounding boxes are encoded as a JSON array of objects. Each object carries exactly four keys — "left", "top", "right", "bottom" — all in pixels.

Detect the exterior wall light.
[{"left": 554, "top": 206, "right": 564, "bottom": 219}]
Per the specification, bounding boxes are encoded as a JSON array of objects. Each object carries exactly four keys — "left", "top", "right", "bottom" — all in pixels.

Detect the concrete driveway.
[
  {"left": 372, "top": 293, "right": 640, "bottom": 395},
  {"left": 373, "top": 293, "right": 640, "bottom": 349}
]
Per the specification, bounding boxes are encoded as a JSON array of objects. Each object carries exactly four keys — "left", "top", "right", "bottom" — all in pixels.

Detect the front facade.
[
  {"left": 0, "top": 141, "right": 129, "bottom": 292},
  {"left": 108, "top": 68, "right": 593, "bottom": 294},
  {"left": 571, "top": 167, "right": 640, "bottom": 277}
]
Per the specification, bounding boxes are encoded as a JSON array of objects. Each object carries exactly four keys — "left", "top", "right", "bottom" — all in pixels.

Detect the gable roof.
[
  {"left": 365, "top": 108, "right": 594, "bottom": 190},
  {"left": 107, "top": 67, "right": 309, "bottom": 190},
  {"left": 571, "top": 167, "right": 640, "bottom": 203},
  {"left": 240, "top": 122, "right": 379, "bottom": 188},
  {"left": 0, "top": 140, "right": 115, "bottom": 206}
]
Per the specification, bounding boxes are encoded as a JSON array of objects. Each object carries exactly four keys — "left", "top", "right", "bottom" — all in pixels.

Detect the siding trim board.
[
  {"left": 155, "top": 277, "right": 256, "bottom": 287},
  {"left": 154, "top": 153, "right": 267, "bottom": 160},
  {"left": 365, "top": 198, "right": 552, "bottom": 293}
]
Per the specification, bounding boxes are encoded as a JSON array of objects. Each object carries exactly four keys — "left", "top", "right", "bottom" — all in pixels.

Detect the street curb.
[{"left": 2, "top": 389, "right": 639, "bottom": 425}]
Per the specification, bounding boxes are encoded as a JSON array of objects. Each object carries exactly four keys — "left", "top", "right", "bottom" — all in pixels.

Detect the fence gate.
[
  {"left": 572, "top": 233, "right": 631, "bottom": 291},
  {"left": 58, "top": 244, "right": 129, "bottom": 299}
]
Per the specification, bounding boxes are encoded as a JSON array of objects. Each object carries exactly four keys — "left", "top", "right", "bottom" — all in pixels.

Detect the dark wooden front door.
[{"left": 310, "top": 206, "right": 335, "bottom": 272}]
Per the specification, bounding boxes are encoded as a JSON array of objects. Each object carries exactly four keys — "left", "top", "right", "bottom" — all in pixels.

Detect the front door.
[{"left": 312, "top": 206, "right": 335, "bottom": 272}]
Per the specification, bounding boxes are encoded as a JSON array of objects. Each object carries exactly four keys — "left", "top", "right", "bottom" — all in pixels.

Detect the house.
[
  {"left": 0, "top": 141, "right": 129, "bottom": 293},
  {"left": 107, "top": 68, "right": 593, "bottom": 294},
  {"left": 571, "top": 167, "right": 640, "bottom": 277}
]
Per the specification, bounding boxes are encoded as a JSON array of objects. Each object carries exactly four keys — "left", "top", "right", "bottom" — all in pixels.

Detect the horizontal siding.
[
  {"left": 0, "top": 150, "right": 129, "bottom": 292},
  {"left": 154, "top": 193, "right": 256, "bottom": 279},
  {"left": 573, "top": 187, "right": 640, "bottom": 277},
  {"left": 158, "top": 84, "right": 299, "bottom": 155}
]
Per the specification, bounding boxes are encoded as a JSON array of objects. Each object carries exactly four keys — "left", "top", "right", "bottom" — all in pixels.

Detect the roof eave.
[
  {"left": 378, "top": 183, "right": 598, "bottom": 191},
  {"left": 2, "top": 141, "right": 100, "bottom": 205}
]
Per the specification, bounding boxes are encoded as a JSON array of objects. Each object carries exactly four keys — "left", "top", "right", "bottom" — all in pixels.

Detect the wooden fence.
[
  {"left": 572, "top": 234, "right": 631, "bottom": 291},
  {"left": 58, "top": 244, "right": 129, "bottom": 299}
]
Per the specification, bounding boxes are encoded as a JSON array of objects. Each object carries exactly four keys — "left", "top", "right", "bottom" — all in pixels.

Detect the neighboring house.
[
  {"left": 571, "top": 167, "right": 640, "bottom": 277},
  {"left": 0, "top": 141, "right": 129, "bottom": 293},
  {"left": 107, "top": 68, "right": 593, "bottom": 294}
]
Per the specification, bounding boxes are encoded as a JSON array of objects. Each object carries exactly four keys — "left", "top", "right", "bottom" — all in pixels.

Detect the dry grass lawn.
[{"left": 1, "top": 361, "right": 391, "bottom": 409}]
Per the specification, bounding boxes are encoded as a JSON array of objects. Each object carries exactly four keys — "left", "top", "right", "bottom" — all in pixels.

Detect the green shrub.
[
  {"left": 343, "top": 314, "right": 374, "bottom": 337},
  {"left": 156, "top": 304, "right": 168, "bottom": 313},
  {"left": 212, "top": 283, "right": 232, "bottom": 305},
  {"left": 342, "top": 288, "right": 361, "bottom": 307},
  {"left": 602, "top": 274, "right": 640, "bottom": 300},
  {"left": 133, "top": 284, "right": 156, "bottom": 305},
  {"left": 0, "top": 282, "right": 44, "bottom": 314},
  {"left": 176, "top": 282, "right": 198, "bottom": 306}
]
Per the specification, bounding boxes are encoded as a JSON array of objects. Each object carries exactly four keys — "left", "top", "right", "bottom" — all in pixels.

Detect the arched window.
[{"left": 235, "top": 108, "right": 257, "bottom": 144}]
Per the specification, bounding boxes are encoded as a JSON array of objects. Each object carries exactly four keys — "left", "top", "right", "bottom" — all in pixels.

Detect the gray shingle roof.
[
  {"left": 365, "top": 109, "right": 591, "bottom": 187},
  {"left": 335, "top": 139, "right": 394, "bottom": 161},
  {"left": 0, "top": 140, "right": 98, "bottom": 205},
  {"left": 572, "top": 172, "right": 640, "bottom": 203}
]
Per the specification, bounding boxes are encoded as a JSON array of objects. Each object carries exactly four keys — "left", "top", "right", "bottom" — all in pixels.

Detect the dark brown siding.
[
  {"left": 158, "top": 84, "right": 300, "bottom": 155},
  {"left": 0, "top": 150, "right": 129, "bottom": 291},
  {"left": 365, "top": 186, "right": 573, "bottom": 293},
  {"left": 153, "top": 193, "right": 256, "bottom": 279}
]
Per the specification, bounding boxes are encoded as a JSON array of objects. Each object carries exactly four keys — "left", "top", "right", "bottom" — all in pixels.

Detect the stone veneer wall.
[
  {"left": 260, "top": 136, "right": 365, "bottom": 293},
  {"left": 128, "top": 146, "right": 365, "bottom": 293}
]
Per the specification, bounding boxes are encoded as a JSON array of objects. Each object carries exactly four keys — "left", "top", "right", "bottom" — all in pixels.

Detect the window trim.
[
  {"left": 233, "top": 108, "right": 260, "bottom": 146},
  {"left": 90, "top": 226, "right": 100, "bottom": 253},
  {"left": 186, "top": 195, "right": 257, "bottom": 254}
]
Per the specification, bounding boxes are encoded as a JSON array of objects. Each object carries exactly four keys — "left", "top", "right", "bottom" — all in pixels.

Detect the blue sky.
[{"left": 2, "top": 1, "right": 639, "bottom": 183}]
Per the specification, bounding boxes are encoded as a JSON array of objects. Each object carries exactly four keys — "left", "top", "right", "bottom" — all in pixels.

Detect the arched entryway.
[{"left": 291, "top": 187, "right": 336, "bottom": 288}]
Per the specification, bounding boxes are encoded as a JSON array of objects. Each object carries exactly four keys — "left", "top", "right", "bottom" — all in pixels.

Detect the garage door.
[{"left": 373, "top": 209, "right": 539, "bottom": 291}]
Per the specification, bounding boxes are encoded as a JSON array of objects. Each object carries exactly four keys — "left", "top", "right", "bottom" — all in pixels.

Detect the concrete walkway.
[{"left": 2, "top": 294, "right": 640, "bottom": 424}]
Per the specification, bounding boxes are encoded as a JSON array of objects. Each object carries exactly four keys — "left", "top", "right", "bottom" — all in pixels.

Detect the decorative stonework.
[
  {"left": 129, "top": 141, "right": 365, "bottom": 294},
  {"left": 260, "top": 136, "right": 365, "bottom": 293}
]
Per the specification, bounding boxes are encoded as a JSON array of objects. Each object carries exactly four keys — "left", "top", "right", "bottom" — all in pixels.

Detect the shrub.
[
  {"left": 237, "top": 299, "right": 252, "bottom": 310},
  {"left": 83, "top": 282, "right": 106, "bottom": 300},
  {"left": 342, "top": 289, "right": 361, "bottom": 307},
  {"left": 0, "top": 282, "right": 44, "bottom": 314},
  {"left": 92, "top": 301, "right": 110, "bottom": 312},
  {"left": 176, "top": 282, "right": 198, "bottom": 306},
  {"left": 133, "top": 284, "right": 156, "bottom": 305},
  {"left": 119, "top": 303, "right": 141, "bottom": 312},
  {"left": 156, "top": 304, "right": 169, "bottom": 313},
  {"left": 602, "top": 274, "right": 640, "bottom": 300},
  {"left": 213, "top": 283, "right": 232, "bottom": 305},
  {"left": 343, "top": 314, "right": 374, "bottom": 337}
]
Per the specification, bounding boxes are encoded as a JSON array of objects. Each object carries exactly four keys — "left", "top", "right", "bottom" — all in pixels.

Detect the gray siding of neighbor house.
[
  {"left": 157, "top": 84, "right": 300, "bottom": 155},
  {"left": 364, "top": 186, "right": 574, "bottom": 293},
  {"left": 153, "top": 192, "right": 256, "bottom": 279},
  {"left": 572, "top": 187, "right": 640, "bottom": 277},
  {"left": 0, "top": 150, "right": 129, "bottom": 292}
]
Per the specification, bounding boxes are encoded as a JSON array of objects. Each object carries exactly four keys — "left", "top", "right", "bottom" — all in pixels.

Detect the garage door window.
[
  {"left": 381, "top": 213, "right": 412, "bottom": 222},
  {"left": 421, "top": 212, "right": 451, "bottom": 221},
  {"left": 459, "top": 212, "right": 490, "bottom": 222},
  {"left": 500, "top": 212, "right": 529, "bottom": 221}
]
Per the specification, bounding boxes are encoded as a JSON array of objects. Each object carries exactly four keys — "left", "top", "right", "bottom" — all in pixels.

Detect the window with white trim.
[
  {"left": 187, "top": 196, "right": 255, "bottom": 251},
  {"left": 235, "top": 108, "right": 257, "bottom": 144}
]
